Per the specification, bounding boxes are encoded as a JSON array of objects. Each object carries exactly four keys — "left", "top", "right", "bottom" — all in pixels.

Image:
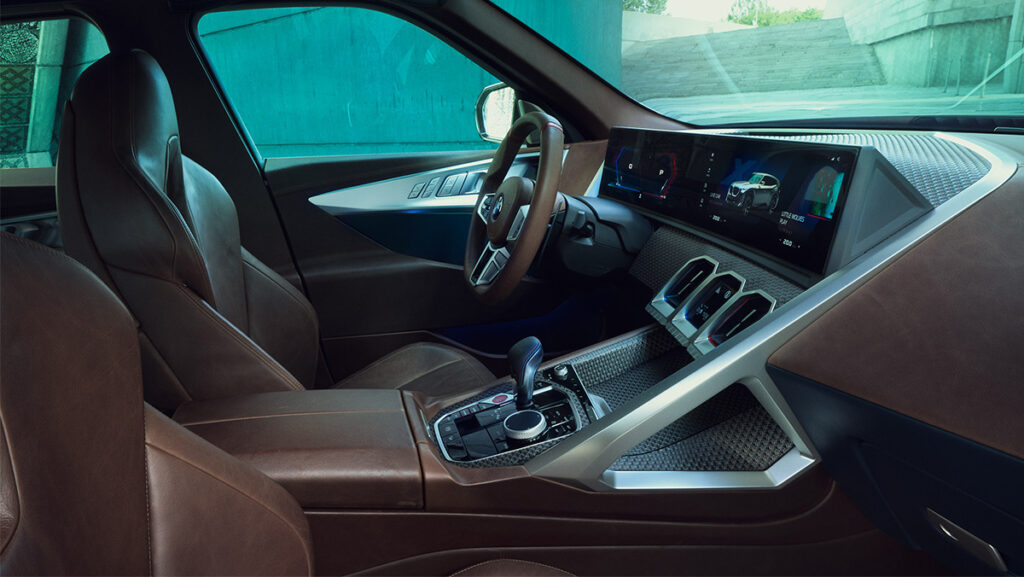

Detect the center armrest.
[{"left": 172, "top": 389, "right": 421, "bottom": 509}]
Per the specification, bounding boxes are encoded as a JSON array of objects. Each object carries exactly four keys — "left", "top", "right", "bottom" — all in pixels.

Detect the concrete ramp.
[{"left": 622, "top": 18, "right": 884, "bottom": 100}]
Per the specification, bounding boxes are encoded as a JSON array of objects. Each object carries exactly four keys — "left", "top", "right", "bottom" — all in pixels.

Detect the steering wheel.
[{"left": 464, "top": 112, "right": 564, "bottom": 304}]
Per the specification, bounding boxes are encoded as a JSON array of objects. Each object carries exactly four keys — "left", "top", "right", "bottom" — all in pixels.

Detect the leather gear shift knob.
[{"left": 508, "top": 336, "right": 543, "bottom": 410}]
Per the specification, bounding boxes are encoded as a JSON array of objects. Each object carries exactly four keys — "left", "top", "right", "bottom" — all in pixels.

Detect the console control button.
[
  {"left": 486, "top": 423, "right": 507, "bottom": 444},
  {"left": 462, "top": 429, "right": 497, "bottom": 458},
  {"left": 475, "top": 409, "right": 500, "bottom": 427},
  {"left": 553, "top": 365, "right": 569, "bottom": 381},
  {"left": 503, "top": 409, "right": 546, "bottom": 441},
  {"left": 490, "top": 394, "right": 509, "bottom": 404},
  {"left": 408, "top": 182, "right": 425, "bottom": 199},
  {"left": 438, "top": 421, "right": 456, "bottom": 436}
]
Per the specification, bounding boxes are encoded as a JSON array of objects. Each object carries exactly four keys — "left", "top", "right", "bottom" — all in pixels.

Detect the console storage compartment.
[{"left": 172, "top": 389, "right": 421, "bottom": 509}]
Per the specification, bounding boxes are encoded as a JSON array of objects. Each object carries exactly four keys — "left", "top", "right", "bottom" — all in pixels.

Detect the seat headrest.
[
  {"left": 60, "top": 49, "right": 212, "bottom": 295},
  {"left": 72, "top": 49, "right": 180, "bottom": 196}
]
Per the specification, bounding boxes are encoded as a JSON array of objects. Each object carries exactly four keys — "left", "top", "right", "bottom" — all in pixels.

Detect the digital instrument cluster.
[{"left": 600, "top": 128, "right": 858, "bottom": 274}]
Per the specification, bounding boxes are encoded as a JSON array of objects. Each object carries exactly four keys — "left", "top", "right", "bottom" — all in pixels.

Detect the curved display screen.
[{"left": 600, "top": 128, "right": 858, "bottom": 274}]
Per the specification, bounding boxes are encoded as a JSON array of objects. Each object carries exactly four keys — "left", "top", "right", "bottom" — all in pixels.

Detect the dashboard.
[{"left": 598, "top": 127, "right": 925, "bottom": 281}]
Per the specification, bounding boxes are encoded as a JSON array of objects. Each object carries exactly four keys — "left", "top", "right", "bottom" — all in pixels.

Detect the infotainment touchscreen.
[{"left": 599, "top": 128, "right": 858, "bottom": 274}]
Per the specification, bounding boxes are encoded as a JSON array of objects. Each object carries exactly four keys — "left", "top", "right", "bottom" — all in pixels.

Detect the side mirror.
[{"left": 475, "top": 82, "right": 516, "bottom": 143}]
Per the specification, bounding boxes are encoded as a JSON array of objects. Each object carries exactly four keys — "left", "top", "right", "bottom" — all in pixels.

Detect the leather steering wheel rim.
[{"left": 464, "top": 112, "right": 564, "bottom": 304}]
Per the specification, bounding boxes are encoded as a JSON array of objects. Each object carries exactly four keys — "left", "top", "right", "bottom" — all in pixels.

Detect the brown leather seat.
[
  {"left": 0, "top": 232, "right": 568, "bottom": 577},
  {"left": 0, "top": 232, "right": 314, "bottom": 576},
  {"left": 56, "top": 50, "right": 494, "bottom": 412}
]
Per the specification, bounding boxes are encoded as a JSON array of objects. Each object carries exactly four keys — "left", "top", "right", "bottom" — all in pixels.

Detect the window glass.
[
  {"left": 0, "top": 18, "right": 108, "bottom": 168},
  {"left": 198, "top": 7, "right": 502, "bottom": 158},
  {"left": 492, "top": 0, "right": 1024, "bottom": 126}
]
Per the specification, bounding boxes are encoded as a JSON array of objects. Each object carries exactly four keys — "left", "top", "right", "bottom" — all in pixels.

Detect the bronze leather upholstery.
[
  {"left": 769, "top": 168, "right": 1024, "bottom": 460},
  {"left": 173, "top": 390, "right": 423, "bottom": 509},
  {"left": 452, "top": 560, "right": 573, "bottom": 576},
  {"left": 0, "top": 233, "right": 313, "bottom": 576},
  {"left": 57, "top": 50, "right": 493, "bottom": 411},
  {"left": 0, "top": 233, "right": 564, "bottom": 577}
]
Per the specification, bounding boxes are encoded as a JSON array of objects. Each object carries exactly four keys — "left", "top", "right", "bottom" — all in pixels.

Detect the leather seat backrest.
[
  {"left": 57, "top": 50, "right": 319, "bottom": 410},
  {"left": 0, "top": 233, "right": 314, "bottom": 576}
]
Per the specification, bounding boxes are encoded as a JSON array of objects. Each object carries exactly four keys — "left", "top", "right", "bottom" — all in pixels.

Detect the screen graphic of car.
[{"left": 726, "top": 172, "right": 781, "bottom": 214}]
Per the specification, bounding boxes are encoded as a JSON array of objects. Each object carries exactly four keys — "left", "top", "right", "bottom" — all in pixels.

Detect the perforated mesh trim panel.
[
  {"left": 630, "top": 227, "right": 807, "bottom": 295},
  {"left": 771, "top": 132, "right": 989, "bottom": 206}
]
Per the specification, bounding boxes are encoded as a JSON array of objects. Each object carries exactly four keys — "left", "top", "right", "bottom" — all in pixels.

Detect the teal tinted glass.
[
  {"left": 492, "top": 0, "right": 1024, "bottom": 126},
  {"left": 0, "top": 19, "right": 108, "bottom": 168},
  {"left": 198, "top": 7, "right": 501, "bottom": 157}
]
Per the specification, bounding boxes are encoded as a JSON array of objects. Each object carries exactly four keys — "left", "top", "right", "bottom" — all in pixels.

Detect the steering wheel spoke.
[
  {"left": 469, "top": 242, "right": 510, "bottom": 286},
  {"left": 477, "top": 193, "right": 496, "bottom": 225},
  {"left": 506, "top": 205, "right": 529, "bottom": 245}
]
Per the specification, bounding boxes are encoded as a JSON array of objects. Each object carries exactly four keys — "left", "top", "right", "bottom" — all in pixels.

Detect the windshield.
[{"left": 492, "top": 0, "right": 1024, "bottom": 127}]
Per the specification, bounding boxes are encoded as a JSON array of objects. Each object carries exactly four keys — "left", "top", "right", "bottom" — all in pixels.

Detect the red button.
[{"left": 492, "top": 394, "right": 509, "bottom": 403}]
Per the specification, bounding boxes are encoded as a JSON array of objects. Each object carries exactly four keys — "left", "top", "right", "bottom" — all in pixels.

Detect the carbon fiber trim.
[
  {"left": 586, "top": 347, "right": 692, "bottom": 411},
  {"left": 630, "top": 226, "right": 806, "bottom": 296},
  {"left": 773, "top": 133, "right": 989, "bottom": 207},
  {"left": 612, "top": 402, "right": 793, "bottom": 472},
  {"left": 571, "top": 327, "right": 680, "bottom": 387}
]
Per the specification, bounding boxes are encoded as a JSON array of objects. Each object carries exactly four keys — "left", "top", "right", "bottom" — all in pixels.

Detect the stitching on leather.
[
  {"left": 173, "top": 284, "right": 304, "bottom": 391},
  {"left": 338, "top": 344, "right": 459, "bottom": 389},
  {"left": 139, "top": 330, "right": 194, "bottom": 404},
  {"left": 1, "top": 230, "right": 67, "bottom": 260},
  {"left": 141, "top": 409, "right": 154, "bottom": 575},
  {"left": 451, "top": 559, "right": 572, "bottom": 577},
  {"left": 113, "top": 54, "right": 213, "bottom": 298},
  {"left": 178, "top": 409, "right": 402, "bottom": 427},
  {"left": 56, "top": 105, "right": 121, "bottom": 294},
  {"left": 241, "top": 253, "right": 318, "bottom": 329},
  {"left": 0, "top": 415, "right": 22, "bottom": 559},
  {"left": 398, "top": 357, "right": 464, "bottom": 391},
  {"left": 144, "top": 442, "right": 313, "bottom": 574}
]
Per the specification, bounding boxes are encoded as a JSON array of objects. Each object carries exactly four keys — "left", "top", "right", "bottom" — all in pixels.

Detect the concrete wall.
[
  {"left": 622, "top": 11, "right": 750, "bottom": 53},
  {"left": 828, "top": 0, "right": 1016, "bottom": 87},
  {"left": 199, "top": 2, "right": 621, "bottom": 157},
  {"left": 873, "top": 17, "right": 1012, "bottom": 86},
  {"left": 622, "top": 18, "right": 884, "bottom": 100}
]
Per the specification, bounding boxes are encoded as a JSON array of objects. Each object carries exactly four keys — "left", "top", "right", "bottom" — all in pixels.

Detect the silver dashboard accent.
[
  {"left": 926, "top": 508, "right": 1008, "bottom": 573},
  {"left": 691, "top": 289, "right": 777, "bottom": 356},
  {"left": 648, "top": 256, "right": 719, "bottom": 322},
  {"left": 668, "top": 271, "right": 746, "bottom": 340},
  {"left": 308, "top": 150, "right": 567, "bottom": 215},
  {"left": 525, "top": 132, "right": 1016, "bottom": 492}
]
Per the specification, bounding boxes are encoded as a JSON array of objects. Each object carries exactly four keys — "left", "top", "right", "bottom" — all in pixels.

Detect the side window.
[
  {"left": 197, "top": 7, "right": 501, "bottom": 158},
  {"left": 0, "top": 18, "right": 108, "bottom": 168}
]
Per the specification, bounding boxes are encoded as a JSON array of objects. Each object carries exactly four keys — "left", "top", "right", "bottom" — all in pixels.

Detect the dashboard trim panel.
[{"left": 525, "top": 131, "right": 1016, "bottom": 492}]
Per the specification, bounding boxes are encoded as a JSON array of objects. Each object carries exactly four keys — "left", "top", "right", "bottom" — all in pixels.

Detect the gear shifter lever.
[
  {"left": 509, "top": 336, "right": 543, "bottom": 410},
  {"left": 504, "top": 336, "right": 546, "bottom": 442}
]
